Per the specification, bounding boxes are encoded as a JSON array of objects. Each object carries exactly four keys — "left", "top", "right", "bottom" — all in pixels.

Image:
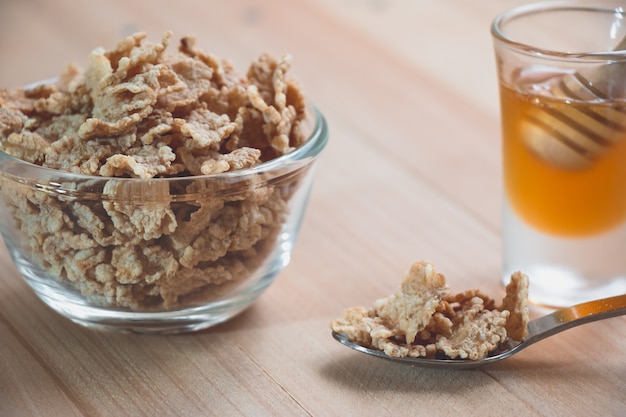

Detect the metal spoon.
[{"left": 331, "top": 293, "right": 626, "bottom": 369}]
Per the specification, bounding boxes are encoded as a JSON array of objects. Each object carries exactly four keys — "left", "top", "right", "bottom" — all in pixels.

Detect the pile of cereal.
[
  {"left": 330, "top": 261, "right": 529, "bottom": 360},
  {"left": 0, "top": 32, "right": 309, "bottom": 310}
]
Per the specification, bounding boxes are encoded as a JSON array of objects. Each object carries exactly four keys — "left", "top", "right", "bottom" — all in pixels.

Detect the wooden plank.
[
  {"left": 0, "top": 0, "right": 624, "bottom": 415},
  {"left": 0, "top": 319, "right": 83, "bottom": 417}
]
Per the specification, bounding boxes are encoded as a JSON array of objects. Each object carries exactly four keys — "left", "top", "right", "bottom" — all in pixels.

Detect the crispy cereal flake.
[
  {"left": 374, "top": 261, "right": 449, "bottom": 344},
  {"left": 499, "top": 271, "right": 530, "bottom": 340}
]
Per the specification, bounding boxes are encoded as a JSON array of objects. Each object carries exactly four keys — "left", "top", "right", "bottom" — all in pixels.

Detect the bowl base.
[
  {"left": 56, "top": 303, "right": 252, "bottom": 334},
  {"left": 16, "top": 252, "right": 282, "bottom": 334},
  {"left": 37, "top": 285, "right": 264, "bottom": 334}
]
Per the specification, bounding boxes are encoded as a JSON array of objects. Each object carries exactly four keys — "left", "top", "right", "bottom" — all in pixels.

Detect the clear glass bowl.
[{"left": 0, "top": 106, "right": 328, "bottom": 333}]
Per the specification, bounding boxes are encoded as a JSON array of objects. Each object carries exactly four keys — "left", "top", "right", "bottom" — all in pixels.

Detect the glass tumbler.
[{"left": 492, "top": 1, "right": 626, "bottom": 307}]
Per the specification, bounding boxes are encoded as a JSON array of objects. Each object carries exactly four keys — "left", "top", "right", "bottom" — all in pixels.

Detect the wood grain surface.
[{"left": 0, "top": 1, "right": 624, "bottom": 416}]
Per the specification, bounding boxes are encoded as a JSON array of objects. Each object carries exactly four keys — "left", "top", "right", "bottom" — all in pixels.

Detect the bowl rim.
[
  {"left": 0, "top": 102, "right": 328, "bottom": 183},
  {"left": 491, "top": 0, "right": 626, "bottom": 62}
]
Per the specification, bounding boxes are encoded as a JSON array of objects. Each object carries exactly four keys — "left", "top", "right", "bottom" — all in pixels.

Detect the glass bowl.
[{"left": 0, "top": 106, "right": 328, "bottom": 333}]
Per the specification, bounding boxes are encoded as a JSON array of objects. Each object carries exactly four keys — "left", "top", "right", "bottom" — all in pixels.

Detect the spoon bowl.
[{"left": 332, "top": 293, "right": 626, "bottom": 369}]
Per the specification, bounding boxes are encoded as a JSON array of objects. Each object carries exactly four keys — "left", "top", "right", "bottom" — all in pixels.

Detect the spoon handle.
[{"left": 525, "top": 293, "right": 626, "bottom": 345}]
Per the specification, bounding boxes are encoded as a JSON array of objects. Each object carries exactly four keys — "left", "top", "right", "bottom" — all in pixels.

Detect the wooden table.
[{"left": 1, "top": 1, "right": 624, "bottom": 415}]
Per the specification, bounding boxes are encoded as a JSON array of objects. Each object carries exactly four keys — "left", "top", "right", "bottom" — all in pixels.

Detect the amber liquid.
[{"left": 501, "top": 77, "right": 626, "bottom": 237}]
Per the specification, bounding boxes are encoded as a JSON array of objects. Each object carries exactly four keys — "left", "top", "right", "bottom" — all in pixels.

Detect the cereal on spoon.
[{"left": 331, "top": 261, "right": 529, "bottom": 360}]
